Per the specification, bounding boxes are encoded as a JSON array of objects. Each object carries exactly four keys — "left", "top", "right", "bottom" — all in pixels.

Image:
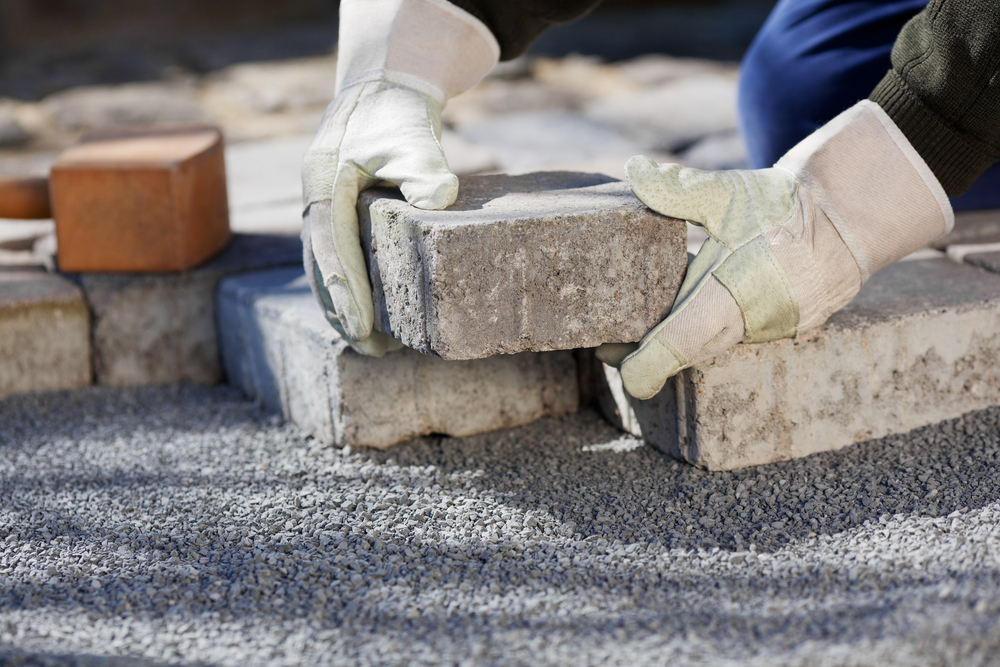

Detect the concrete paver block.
[
  {"left": 217, "top": 267, "right": 580, "bottom": 449},
  {"left": 0, "top": 270, "right": 90, "bottom": 398},
  {"left": 962, "top": 248, "right": 1000, "bottom": 275},
  {"left": 456, "top": 112, "right": 643, "bottom": 171},
  {"left": 584, "top": 75, "right": 738, "bottom": 153},
  {"left": 592, "top": 259, "right": 1000, "bottom": 470},
  {"left": 51, "top": 124, "right": 230, "bottom": 272},
  {"left": 80, "top": 234, "right": 301, "bottom": 387},
  {"left": 359, "top": 171, "right": 687, "bottom": 360},
  {"left": 932, "top": 210, "right": 1000, "bottom": 248}
]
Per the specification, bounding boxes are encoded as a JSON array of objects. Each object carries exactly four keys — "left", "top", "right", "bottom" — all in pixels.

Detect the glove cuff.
[
  {"left": 775, "top": 100, "right": 954, "bottom": 282},
  {"left": 336, "top": 0, "right": 500, "bottom": 104}
]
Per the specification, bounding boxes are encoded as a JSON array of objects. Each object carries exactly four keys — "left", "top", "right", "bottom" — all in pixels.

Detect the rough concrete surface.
[
  {"left": 79, "top": 234, "right": 301, "bottom": 387},
  {"left": 358, "top": 172, "right": 687, "bottom": 360},
  {"left": 597, "top": 259, "right": 1000, "bottom": 471},
  {"left": 217, "top": 267, "right": 579, "bottom": 449},
  {"left": 2, "top": 384, "right": 1000, "bottom": 666},
  {"left": 0, "top": 270, "right": 90, "bottom": 398},
  {"left": 963, "top": 248, "right": 1000, "bottom": 275}
]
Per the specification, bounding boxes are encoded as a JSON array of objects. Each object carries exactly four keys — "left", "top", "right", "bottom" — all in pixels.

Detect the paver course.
[
  {"left": 217, "top": 267, "right": 580, "bottom": 449},
  {"left": 932, "top": 209, "right": 1000, "bottom": 248},
  {"left": 358, "top": 171, "right": 687, "bottom": 360},
  {"left": 79, "top": 234, "right": 301, "bottom": 387},
  {"left": 1, "top": 384, "right": 999, "bottom": 666},
  {"left": 0, "top": 269, "right": 90, "bottom": 398},
  {"left": 595, "top": 258, "right": 1000, "bottom": 470}
]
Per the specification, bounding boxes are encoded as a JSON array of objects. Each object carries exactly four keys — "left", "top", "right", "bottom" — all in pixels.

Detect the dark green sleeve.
[
  {"left": 449, "top": 0, "right": 604, "bottom": 61},
  {"left": 869, "top": 0, "right": 1000, "bottom": 196}
]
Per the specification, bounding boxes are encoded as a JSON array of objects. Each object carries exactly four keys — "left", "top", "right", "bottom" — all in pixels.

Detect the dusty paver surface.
[{"left": 1, "top": 385, "right": 999, "bottom": 666}]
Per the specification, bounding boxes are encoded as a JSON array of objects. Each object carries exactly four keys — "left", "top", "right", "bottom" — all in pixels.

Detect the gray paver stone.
[
  {"left": 217, "top": 267, "right": 580, "bottom": 449},
  {"left": 79, "top": 233, "right": 301, "bottom": 387},
  {"left": 0, "top": 269, "right": 90, "bottom": 397},
  {"left": 456, "top": 112, "right": 642, "bottom": 171},
  {"left": 358, "top": 171, "right": 687, "bottom": 360},
  {"left": 932, "top": 210, "right": 1000, "bottom": 248},
  {"left": 962, "top": 248, "right": 1000, "bottom": 274},
  {"left": 584, "top": 75, "right": 738, "bottom": 153},
  {"left": 592, "top": 258, "right": 1000, "bottom": 470}
]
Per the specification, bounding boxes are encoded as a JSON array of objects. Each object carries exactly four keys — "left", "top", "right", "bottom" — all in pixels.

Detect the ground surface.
[{"left": 1, "top": 385, "right": 999, "bottom": 666}]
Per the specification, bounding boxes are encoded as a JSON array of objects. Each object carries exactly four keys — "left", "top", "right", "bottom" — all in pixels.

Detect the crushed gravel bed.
[{"left": 1, "top": 384, "right": 999, "bottom": 666}]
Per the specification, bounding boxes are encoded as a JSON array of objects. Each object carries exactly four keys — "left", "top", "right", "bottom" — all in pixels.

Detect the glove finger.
[
  {"left": 619, "top": 276, "right": 744, "bottom": 400},
  {"left": 626, "top": 155, "right": 738, "bottom": 235},
  {"left": 595, "top": 342, "right": 639, "bottom": 367},
  {"left": 346, "top": 329, "right": 405, "bottom": 357},
  {"left": 303, "top": 212, "right": 403, "bottom": 356},
  {"left": 371, "top": 129, "right": 458, "bottom": 210},
  {"left": 318, "top": 162, "right": 375, "bottom": 341}
]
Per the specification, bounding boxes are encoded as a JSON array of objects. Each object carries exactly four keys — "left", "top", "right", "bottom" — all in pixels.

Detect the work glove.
[
  {"left": 597, "top": 100, "right": 953, "bottom": 399},
  {"left": 302, "top": 0, "right": 499, "bottom": 356}
]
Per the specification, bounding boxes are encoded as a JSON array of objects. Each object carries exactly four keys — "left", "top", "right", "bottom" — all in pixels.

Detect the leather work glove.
[
  {"left": 597, "top": 100, "right": 954, "bottom": 400},
  {"left": 302, "top": 0, "right": 499, "bottom": 356}
]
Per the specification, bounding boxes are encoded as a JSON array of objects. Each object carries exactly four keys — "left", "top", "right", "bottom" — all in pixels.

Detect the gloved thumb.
[{"left": 619, "top": 275, "right": 745, "bottom": 400}]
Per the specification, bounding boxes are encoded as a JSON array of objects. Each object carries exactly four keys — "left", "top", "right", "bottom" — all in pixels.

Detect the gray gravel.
[{"left": 1, "top": 384, "right": 1000, "bottom": 666}]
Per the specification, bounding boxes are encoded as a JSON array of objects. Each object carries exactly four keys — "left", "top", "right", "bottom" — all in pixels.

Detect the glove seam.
[{"left": 339, "top": 70, "right": 448, "bottom": 105}]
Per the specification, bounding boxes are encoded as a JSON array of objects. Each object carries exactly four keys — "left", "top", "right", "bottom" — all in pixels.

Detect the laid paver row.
[
  {"left": 594, "top": 255, "right": 1000, "bottom": 470},
  {"left": 5, "top": 210, "right": 1000, "bottom": 464},
  {"left": 0, "top": 233, "right": 302, "bottom": 397}
]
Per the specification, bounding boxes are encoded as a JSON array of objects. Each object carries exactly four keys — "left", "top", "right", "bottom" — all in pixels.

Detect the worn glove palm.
[
  {"left": 302, "top": 0, "right": 499, "bottom": 356},
  {"left": 598, "top": 100, "right": 953, "bottom": 399}
]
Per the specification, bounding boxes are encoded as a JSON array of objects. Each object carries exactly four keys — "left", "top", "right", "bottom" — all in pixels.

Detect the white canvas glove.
[
  {"left": 302, "top": 0, "right": 499, "bottom": 356},
  {"left": 598, "top": 100, "right": 953, "bottom": 399}
]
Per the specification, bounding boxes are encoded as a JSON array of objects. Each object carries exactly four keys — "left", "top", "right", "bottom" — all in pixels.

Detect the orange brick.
[{"left": 50, "top": 124, "right": 231, "bottom": 273}]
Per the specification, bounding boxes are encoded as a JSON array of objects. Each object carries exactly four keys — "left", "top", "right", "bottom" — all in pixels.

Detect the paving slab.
[
  {"left": 217, "top": 267, "right": 580, "bottom": 449},
  {"left": 931, "top": 209, "right": 1000, "bottom": 248},
  {"left": 592, "top": 258, "right": 1000, "bottom": 470},
  {"left": 0, "top": 269, "right": 90, "bottom": 398},
  {"left": 78, "top": 233, "right": 301, "bottom": 387},
  {"left": 584, "top": 75, "right": 738, "bottom": 153},
  {"left": 456, "top": 112, "right": 643, "bottom": 171},
  {"left": 358, "top": 171, "right": 687, "bottom": 360},
  {"left": 961, "top": 247, "right": 1000, "bottom": 275}
]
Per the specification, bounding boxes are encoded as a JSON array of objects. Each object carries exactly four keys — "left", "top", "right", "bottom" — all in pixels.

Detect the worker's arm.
[
  {"left": 600, "top": 0, "right": 1000, "bottom": 400},
  {"left": 869, "top": 0, "right": 1000, "bottom": 197},
  {"left": 450, "top": 0, "right": 604, "bottom": 61},
  {"left": 303, "top": 0, "right": 599, "bottom": 355}
]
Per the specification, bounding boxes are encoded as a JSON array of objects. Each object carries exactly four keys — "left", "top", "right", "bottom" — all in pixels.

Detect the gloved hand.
[
  {"left": 597, "top": 100, "right": 953, "bottom": 399},
  {"left": 302, "top": 0, "right": 499, "bottom": 356}
]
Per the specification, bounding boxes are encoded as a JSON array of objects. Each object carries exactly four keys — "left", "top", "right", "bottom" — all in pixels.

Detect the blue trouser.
[{"left": 739, "top": 0, "right": 1000, "bottom": 212}]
